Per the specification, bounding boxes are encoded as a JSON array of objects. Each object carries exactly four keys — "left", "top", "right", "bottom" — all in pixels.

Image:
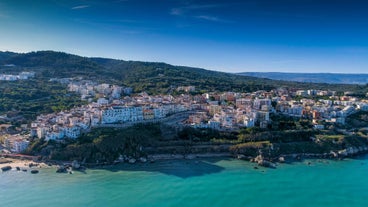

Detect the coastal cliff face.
[
  {"left": 24, "top": 121, "right": 368, "bottom": 165},
  {"left": 230, "top": 135, "right": 368, "bottom": 163},
  {"left": 44, "top": 125, "right": 232, "bottom": 163}
]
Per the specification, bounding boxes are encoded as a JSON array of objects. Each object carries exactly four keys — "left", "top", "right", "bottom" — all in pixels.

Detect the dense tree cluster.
[{"left": 0, "top": 79, "right": 82, "bottom": 124}]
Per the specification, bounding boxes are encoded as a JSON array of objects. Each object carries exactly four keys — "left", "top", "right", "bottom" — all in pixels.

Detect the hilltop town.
[{"left": 2, "top": 76, "right": 368, "bottom": 159}]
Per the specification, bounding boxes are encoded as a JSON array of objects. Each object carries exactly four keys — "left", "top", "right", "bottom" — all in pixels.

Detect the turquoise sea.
[{"left": 1, "top": 156, "right": 368, "bottom": 207}]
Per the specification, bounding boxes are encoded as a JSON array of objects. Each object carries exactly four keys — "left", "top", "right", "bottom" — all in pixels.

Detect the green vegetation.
[
  {"left": 346, "top": 111, "right": 368, "bottom": 128},
  {"left": 316, "top": 134, "right": 344, "bottom": 141},
  {"left": 238, "top": 129, "right": 316, "bottom": 143},
  {"left": 26, "top": 120, "right": 368, "bottom": 163},
  {"left": 26, "top": 124, "right": 233, "bottom": 162},
  {"left": 229, "top": 113, "right": 368, "bottom": 158},
  {"left": 230, "top": 130, "right": 368, "bottom": 158},
  {"left": 1, "top": 51, "right": 367, "bottom": 95},
  {"left": 0, "top": 78, "right": 83, "bottom": 124},
  {"left": 30, "top": 124, "right": 163, "bottom": 162},
  {"left": 229, "top": 141, "right": 271, "bottom": 157},
  {"left": 177, "top": 126, "right": 236, "bottom": 142}
]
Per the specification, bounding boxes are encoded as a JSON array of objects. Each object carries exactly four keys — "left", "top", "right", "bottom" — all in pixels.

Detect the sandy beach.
[{"left": 0, "top": 158, "right": 52, "bottom": 171}]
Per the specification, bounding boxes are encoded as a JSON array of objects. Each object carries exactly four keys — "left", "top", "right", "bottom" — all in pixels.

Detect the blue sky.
[{"left": 0, "top": 0, "right": 368, "bottom": 73}]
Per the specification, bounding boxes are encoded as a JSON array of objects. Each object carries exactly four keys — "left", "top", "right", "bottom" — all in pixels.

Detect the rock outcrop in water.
[
  {"left": 56, "top": 166, "right": 68, "bottom": 173},
  {"left": 337, "top": 146, "right": 368, "bottom": 158},
  {"left": 72, "top": 160, "right": 80, "bottom": 170},
  {"left": 31, "top": 169, "right": 39, "bottom": 174},
  {"left": 1, "top": 166, "right": 12, "bottom": 172},
  {"left": 252, "top": 155, "right": 276, "bottom": 168}
]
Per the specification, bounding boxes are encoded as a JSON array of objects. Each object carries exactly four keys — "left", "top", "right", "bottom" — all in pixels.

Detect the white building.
[
  {"left": 243, "top": 117, "right": 255, "bottom": 128},
  {"left": 357, "top": 104, "right": 368, "bottom": 111},
  {"left": 111, "top": 86, "right": 122, "bottom": 99},
  {"left": 45, "top": 132, "right": 59, "bottom": 141},
  {"left": 37, "top": 127, "right": 48, "bottom": 139},
  {"left": 101, "top": 107, "right": 129, "bottom": 124},
  {"left": 342, "top": 106, "right": 355, "bottom": 116},
  {"left": 257, "top": 111, "right": 270, "bottom": 122},
  {"left": 130, "top": 106, "right": 143, "bottom": 122},
  {"left": 296, "top": 90, "right": 308, "bottom": 96},
  {"left": 208, "top": 121, "right": 220, "bottom": 130},
  {"left": 97, "top": 98, "right": 109, "bottom": 105},
  {"left": 64, "top": 126, "right": 81, "bottom": 139},
  {"left": 330, "top": 117, "right": 345, "bottom": 125},
  {"left": 222, "top": 114, "right": 235, "bottom": 128},
  {"left": 101, "top": 106, "right": 144, "bottom": 124},
  {"left": 253, "top": 99, "right": 271, "bottom": 110},
  {"left": 153, "top": 107, "right": 166, "bottom": 119},
  {"left": 287, "top": 105, "right": 303, "bottom": 116},
  {"left": 13, "top": 139, "right": 30, "bottom": 152},
  {"left": 4, "top": 135, "right": 30, "bottom": 153}
]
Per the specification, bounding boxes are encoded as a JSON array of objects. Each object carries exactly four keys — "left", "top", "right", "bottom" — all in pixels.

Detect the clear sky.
[{"left": 1, "top": 0, "right": 368, "bottom": 73}]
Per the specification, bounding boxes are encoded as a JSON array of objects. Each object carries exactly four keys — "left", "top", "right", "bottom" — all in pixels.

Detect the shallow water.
[{"left": 1, "top": 156, "right": 368, "bottom": 207}]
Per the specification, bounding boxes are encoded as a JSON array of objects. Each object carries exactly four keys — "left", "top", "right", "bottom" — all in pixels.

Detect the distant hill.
[
  {"left": 238, "top": 72, "right": 368, "bottom": 85},
  {"left": 0, "top": 51, "right": 17, "bottom": 62},
  {"left": 0, "top": 51, "right": 367, "bottom": 95}
]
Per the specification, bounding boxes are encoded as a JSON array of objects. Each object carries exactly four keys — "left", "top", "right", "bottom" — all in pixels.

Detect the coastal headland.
[{"left": 1, "top": 51, "right": 368, "bottom": 171}]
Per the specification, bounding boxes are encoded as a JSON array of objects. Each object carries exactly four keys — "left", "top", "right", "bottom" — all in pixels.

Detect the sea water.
[{"left": 1, "top": 156, "right": 368, "bottom": 207}]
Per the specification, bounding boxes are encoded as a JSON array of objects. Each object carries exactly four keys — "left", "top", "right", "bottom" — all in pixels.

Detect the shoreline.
[{"left": 2, "top": 150, "right": 368, "bottom": 173}]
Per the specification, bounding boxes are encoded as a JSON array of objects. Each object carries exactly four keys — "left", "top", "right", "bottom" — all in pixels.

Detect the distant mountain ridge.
[{"left": 238, "top": 72, "right": 368, "bottom": 85}]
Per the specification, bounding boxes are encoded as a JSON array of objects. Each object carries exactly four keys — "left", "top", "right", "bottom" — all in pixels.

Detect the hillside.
[
  {"left": 239, "top": 72, "right": 368, "bottom": 85},
  {"left": 1, "top": 51, "right": 367, "bottom": 95},
  {"left": 0, "top": 51, "right": 17, "bottom": 61},
  {"left": 1, "top": 51, "right": 278, "bottom": 93}
]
